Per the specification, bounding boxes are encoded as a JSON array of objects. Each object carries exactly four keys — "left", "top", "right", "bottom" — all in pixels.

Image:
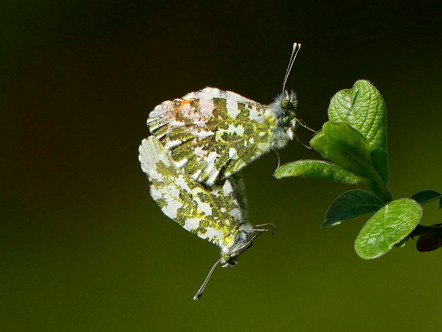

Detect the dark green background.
[{"left": 2, "top": 1, "right": 441, "bottom": 331}]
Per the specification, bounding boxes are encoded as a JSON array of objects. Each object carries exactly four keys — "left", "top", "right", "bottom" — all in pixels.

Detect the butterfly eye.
[
  {"left": 222, "top": 255, "right": 238, "bottom": 266},
  {"left": 280, "top": 98, "right": 296, "bottom": 111}
]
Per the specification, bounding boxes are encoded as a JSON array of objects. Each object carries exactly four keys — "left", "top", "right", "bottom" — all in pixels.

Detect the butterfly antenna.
[
  {"left": 282, "top": 42, "right": 302, "bottom": 92},
  {"left": 193, "top": 258, "right": 222, "bottom": 300}
]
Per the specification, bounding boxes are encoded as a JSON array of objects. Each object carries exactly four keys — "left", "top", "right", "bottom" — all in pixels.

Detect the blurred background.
[{"left": 2, "top": 1, "right": 442, "bottom": 331}]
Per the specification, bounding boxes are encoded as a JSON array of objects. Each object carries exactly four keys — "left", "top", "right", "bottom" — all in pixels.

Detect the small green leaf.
[
  {"left": 274, "top": 160, "right": 364, "bottom": 185},
  {"left": 410, "top": 190, "right": 442, "bottom": 205},
  {"left": 354, "top": 198, "right": 422, "bottom": 259},
  {"left": 322, "top": 190, "right": 383, "bottom": 228},
  {"left": 328, "top": 80, "right": 388, "bottom": 183},
  {"left": 311, "top": 122, "right": 376, "bottom": 180},
  {"left": 311, "top": 122, "right": 391, "bottom": 202}
]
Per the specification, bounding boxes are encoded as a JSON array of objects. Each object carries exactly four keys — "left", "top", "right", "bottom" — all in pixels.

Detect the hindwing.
[{"left": 139, "top": 136, "right": 248, "bottom": 248}]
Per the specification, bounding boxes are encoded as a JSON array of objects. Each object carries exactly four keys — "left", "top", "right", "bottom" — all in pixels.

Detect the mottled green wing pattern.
[
  {"left": 147, "top": 87, "right": 280, "bottom": 185},
  {"left": 139, "top": 136, "right": 248, "bottom": 248}
]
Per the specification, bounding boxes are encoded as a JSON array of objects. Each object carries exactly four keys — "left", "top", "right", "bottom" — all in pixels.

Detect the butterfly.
[
  {"left": 147, "top": 43, "right": 309, "bottom": 186},
  {"left": 139, "top": 136, "right": 273, "bottom": 299}
]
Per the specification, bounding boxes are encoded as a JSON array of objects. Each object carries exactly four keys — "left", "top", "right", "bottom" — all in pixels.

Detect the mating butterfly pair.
[{"left": 139, "top": 43, "right": 305, "bottom": 299}]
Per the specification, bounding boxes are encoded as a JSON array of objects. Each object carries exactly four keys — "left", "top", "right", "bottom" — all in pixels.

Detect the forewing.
[
  {"left": 147, "top": 87, "right": 276, "bottom": 185},
  {"left": 139, "top": 136, "right": 248, "bottom": 247}
]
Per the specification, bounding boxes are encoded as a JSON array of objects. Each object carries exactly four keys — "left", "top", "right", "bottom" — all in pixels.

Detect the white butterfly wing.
[
  {"left": 139, "top": 136, "right": 248, "bottom": 248},
  {"left": 147, "top": 87, "right": 277, "bottom": 185}
]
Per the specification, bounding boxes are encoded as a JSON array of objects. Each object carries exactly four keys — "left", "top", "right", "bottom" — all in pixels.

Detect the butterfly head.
[
  {"left": 269, "top": 90, "right": 299, "bottom": 145},
  {"left": 219, "top": 223, "right": 257, "bottom": 267},
  {"left": 280, "top": 89, "right": 297, "bottom": 118},
  {"left": 220, "top": 253, "right": 238, "bottom": 267}
]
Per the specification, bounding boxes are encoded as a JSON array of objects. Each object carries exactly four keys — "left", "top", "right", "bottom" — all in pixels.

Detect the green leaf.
[
  {"left": 274, "top": 160, "right": 364, "bottom": 185},
  {"left": 322, "top": 190, "right": 383, "bottom": 228},
  {"left": 311, "top": 122, "right": 377, "bottom": 180},
  {"left": 328, "top": 80, "right": 388, "bottom": 184},
  {"left": 354, "top": 198, "right": 422, "bottom": 259},
  {"left": 410, "top": 190, "right": 442, "bottom": 205},
  {"left": 311, "top": 122, "right": 391, "bottom": 202}
]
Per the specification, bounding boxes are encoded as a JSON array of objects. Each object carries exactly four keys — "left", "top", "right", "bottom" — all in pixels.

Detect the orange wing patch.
[{"left": 174, "top": 99, "right": 195, "bottom": 117}]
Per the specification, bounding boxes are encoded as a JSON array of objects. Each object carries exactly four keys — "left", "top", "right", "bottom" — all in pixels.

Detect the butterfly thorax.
[{"left": 269, "top": 90, "right": 298, "bottom": 148}]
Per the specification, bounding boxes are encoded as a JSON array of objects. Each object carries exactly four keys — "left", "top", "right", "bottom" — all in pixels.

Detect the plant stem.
[{"left": 366, "top": 178, "right": 392, "bottom": 204}]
